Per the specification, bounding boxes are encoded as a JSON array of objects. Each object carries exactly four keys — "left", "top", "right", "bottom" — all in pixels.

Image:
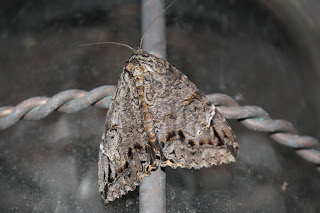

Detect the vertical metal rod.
[
  {"left": 139, "top": 0, "right": 166, "bottom": 213},
  {"left": 141, "top": 0, "right": 167, "bottom": 58}
]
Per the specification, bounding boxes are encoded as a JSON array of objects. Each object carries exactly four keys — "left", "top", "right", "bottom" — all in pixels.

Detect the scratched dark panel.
[{"left": 0, "top": 0, "right": 320, "bottom": 212}]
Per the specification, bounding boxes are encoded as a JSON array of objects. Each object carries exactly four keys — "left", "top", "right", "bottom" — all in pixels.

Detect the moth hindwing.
[{"left": 98, "top": 49, "right": 239, "bottom": 202}]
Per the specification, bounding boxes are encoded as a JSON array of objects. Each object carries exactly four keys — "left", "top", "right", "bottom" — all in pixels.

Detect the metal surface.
[
  {"left": 0, "top": 86, "right": 115, "bottom": 130},
  {"left": 141, "top": 0, "right": 167, "bottom": 56},
  {"left": 140, "top": 0, "right": 166, "bottom": 212},
  {"left": 1, "top": 86, "right": 320, "bottom": 173}
]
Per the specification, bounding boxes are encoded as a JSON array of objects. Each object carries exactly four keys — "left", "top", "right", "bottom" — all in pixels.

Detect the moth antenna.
[
  {"left": 79, "top": 41, "right": 135, "bottom": 52},
  {"left": 139, "top": 0, "right": 177, "bottom": 49}
]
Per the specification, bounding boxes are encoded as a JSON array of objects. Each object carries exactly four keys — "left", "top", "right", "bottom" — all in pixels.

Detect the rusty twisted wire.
[{"left": 0, "top": 85, "right": 320, "bottom": 172}]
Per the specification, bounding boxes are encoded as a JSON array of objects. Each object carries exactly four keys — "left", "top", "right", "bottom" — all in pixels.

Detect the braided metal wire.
[
  {"left": 0, "top": 86, "right": 116, "bottom": 130},
  {"left": 1, "top": 85, "right": 320, "bottom": 172}
]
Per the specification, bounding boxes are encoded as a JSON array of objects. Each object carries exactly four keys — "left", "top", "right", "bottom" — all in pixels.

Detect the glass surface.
[{"left": 0, "top": 0, "right": 320, "bottom": 212}]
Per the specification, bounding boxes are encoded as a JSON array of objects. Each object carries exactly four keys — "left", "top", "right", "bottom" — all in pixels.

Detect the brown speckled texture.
[{"left": 99, "top": 50, "right": 238, "bottom": 202}]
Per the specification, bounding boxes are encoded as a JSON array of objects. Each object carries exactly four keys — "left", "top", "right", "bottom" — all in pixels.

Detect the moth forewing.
[{"left": 99, "top": 49, "right": 239, "bottom": 202}]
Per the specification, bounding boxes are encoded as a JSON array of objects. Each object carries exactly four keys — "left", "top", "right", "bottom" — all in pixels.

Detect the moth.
[{"left": 98, "top": 48, "right": 239, "bottom": 203}]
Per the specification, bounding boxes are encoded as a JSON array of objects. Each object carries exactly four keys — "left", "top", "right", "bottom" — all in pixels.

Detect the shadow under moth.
[{"left": 98, "top": 49, "right": 239, "bottom": 203}]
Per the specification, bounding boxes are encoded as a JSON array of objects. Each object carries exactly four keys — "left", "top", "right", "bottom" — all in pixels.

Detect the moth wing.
[
  {"left": 98, "top": 70, "right": 153, "bottom": 203},
  {"left": 140, "top": 55, "right": 239, "bottom": 169}
]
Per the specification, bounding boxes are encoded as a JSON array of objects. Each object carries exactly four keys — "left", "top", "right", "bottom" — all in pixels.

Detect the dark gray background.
[{"left": 0, "top": 0, "right": 320, "bottom": 212}]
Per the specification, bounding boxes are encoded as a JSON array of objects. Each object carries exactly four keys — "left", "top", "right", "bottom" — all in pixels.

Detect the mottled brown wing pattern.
[
  {"left": 128, "top": 50, "right": 239, "bottom": 169},
  {"left": 98, "top": 68, "right": 154, "bottom": 203},
  {"left": 100, "top": 49, "right": 239, "bottom": 203}
]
